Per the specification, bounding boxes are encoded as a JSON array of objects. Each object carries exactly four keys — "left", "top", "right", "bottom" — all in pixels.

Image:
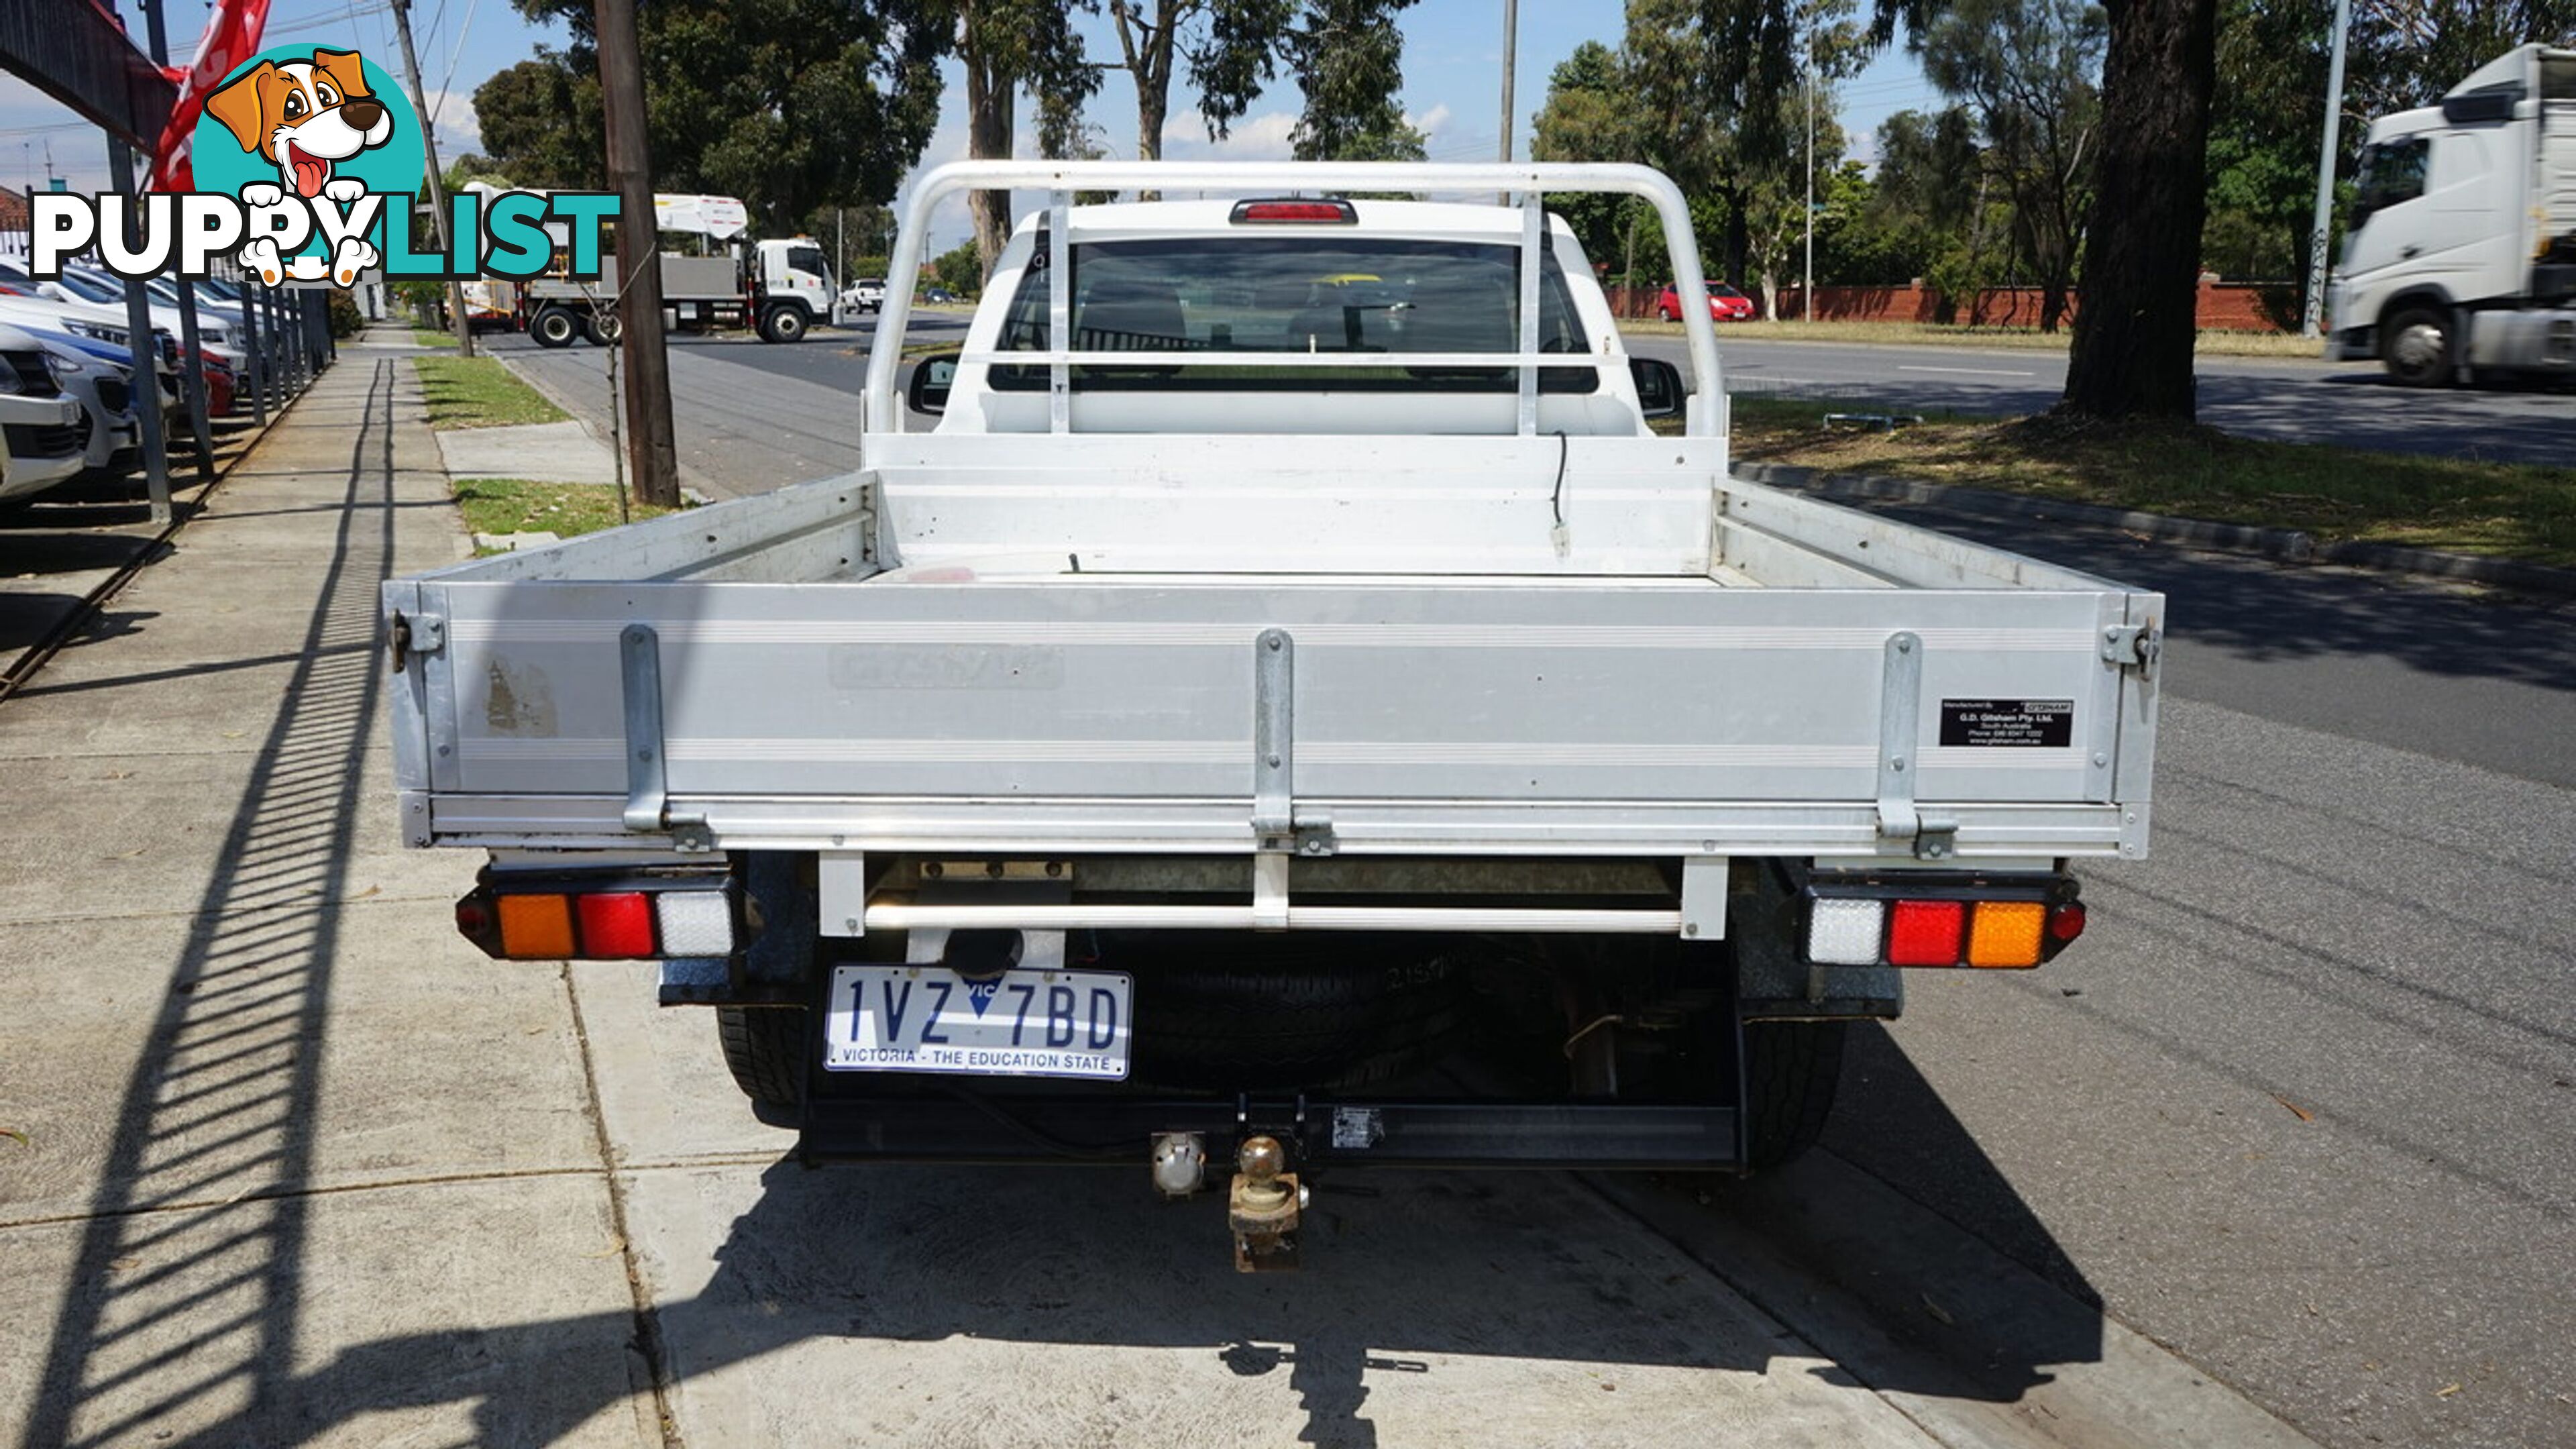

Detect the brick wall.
[{"left": 1609, "top": 276, "right": 2298, "bottom": 332}]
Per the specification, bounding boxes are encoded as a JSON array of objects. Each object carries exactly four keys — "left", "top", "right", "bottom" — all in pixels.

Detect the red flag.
[{"left": 148, "top": 0, "right": 275, "bottom": 193}]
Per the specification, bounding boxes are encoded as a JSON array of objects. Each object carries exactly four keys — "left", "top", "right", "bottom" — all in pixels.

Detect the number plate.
[{"left": 823, "top": 964, "right": 1132, "bottom": 1081}]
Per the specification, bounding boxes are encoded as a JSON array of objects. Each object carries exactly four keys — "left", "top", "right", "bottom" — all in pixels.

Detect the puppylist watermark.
[{"left": 31, "top": 45, "right": 615, "bottom": 288}]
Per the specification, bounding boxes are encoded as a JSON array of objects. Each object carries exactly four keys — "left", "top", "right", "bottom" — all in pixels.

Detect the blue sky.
[{"left": 5, "top": 0, "right": 1944, "bottom": 244}]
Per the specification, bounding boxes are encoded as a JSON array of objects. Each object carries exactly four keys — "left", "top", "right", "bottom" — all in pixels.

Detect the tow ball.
[{"left": 1228, "top": 1135, "right": 1305, "bottom": 1272}]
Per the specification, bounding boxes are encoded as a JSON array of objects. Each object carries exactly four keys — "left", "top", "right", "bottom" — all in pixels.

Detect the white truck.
[
  {"left": 384, "top": 162, "right": 2161, "bottom": 1268},
  {"left": 521, "top": 236, "right": 840, "bottom": 347},
  {"left": 458, "top": 188, "right": 843, "bottom": 346},
  {"left": 2327, "top": 43, "right": 2576, "bottom": 384}
]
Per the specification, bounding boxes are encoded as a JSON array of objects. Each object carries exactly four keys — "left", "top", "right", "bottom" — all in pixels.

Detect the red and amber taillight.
[
  {"left": 456, "top": 875, "right": 742, "bottom": 961},
  {"left": 1802, "top": 873, "right": 2084, "bottom": 970}
]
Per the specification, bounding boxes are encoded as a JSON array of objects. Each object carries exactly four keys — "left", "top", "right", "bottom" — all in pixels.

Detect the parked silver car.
[{"left": 40, "top": 337, "right": 142, "bottom": 475}]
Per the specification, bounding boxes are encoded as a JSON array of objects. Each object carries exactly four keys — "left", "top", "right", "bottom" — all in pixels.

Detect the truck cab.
[
  {"left": 750, "top": 237, "right": 835, "bottom": 343},
  {"left": 2328, "top": 44, "right": 2576, "bottom": 384}
]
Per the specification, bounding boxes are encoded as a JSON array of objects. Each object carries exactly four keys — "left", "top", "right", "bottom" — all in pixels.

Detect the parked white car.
[
  {"left": 47, "top": 266, "right": 247, "bottom": 367},
  {"left": 0, "top": 322, "right": 93, "bottom": 505},
  {"left": 839, "top": 277, "right": 888, "bottom": 314}
]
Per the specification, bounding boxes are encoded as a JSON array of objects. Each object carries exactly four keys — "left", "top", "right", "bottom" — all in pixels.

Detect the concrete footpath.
[
  {"left": 0, "top": 328, "right": 2310, "bottom": 1449},
  {"left": 0, "top": 335, "right": 657, "bottom": 1446}
]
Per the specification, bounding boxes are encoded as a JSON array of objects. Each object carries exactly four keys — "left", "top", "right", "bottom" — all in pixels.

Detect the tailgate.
[{"left": 386, "top": 576, "right": 2157, "bottom": 862}]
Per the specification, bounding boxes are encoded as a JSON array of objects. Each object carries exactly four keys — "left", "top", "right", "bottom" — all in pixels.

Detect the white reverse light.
[
  {"left": 654, "top": 892, "right": 735, "bottom": 956},
  {"left": 1806, "top": 898, "right": 1886, "bottom": 965}
]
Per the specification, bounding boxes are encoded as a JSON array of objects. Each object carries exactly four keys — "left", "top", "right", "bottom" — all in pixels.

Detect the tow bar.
[{"left": 1227, "top": 1135, "right": 1304, "bottom": 1271}]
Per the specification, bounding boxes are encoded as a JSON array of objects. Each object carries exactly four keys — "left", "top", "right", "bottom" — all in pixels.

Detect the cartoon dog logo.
[{"left": 205, "top": 49, "right": 392, "bottom": 285}]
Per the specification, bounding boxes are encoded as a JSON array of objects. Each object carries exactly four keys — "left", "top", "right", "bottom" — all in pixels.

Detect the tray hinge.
[
  {"left": 2100, "top": 623, "right": 2159, "bottom": 677},
  {"left": 386, "top": 610, "right": 443, "bottom": 674},
  {"left": 619, "top": 623, "right": 712, "bottom": 851},
  {"left": 1875, "top": 631, "right": 1956, "bottom": 861},
  {"left": 1252, "top": 629, "right": 1334, "bottom": 855}
]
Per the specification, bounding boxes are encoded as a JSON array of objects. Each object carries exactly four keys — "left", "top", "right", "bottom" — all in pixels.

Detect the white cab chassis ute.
[{"left": 386, "top": 163, "right": 2161, "bottom": 1268}]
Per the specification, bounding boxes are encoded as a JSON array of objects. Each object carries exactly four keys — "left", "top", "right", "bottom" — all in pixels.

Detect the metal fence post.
[
  {"left": 103, "top": 136, "right": 171, "bottom": 525},
  {"left": 240, "top": 284, "right": 270, "bottom": 428}
]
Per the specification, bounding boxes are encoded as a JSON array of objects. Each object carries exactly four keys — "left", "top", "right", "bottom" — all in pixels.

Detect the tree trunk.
[
  {"left": 1138, "top": 86, "right": 1167, "bottom": 162},
  {"left": 1721, "top": 186, "right": 1749, "bottom": 288},
  {"left": 967, "top": 50, "right": 1016, "bottom": 280},
  {"left": 1135, "top": 68, "right": 1166, "bottom": 201},
  {"left": 2061, "top": 0, "right": 2219, "bottom": 420}
]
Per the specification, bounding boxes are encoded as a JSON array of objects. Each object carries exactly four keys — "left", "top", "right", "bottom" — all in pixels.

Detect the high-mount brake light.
[{"left": 1230, "top": 199, "right": 1358, "bottom": 224}]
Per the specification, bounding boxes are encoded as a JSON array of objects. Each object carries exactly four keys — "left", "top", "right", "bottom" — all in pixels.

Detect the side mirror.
[
  {"left": 907, "top": 353, "right": 959, "bottom": 415},
  {"left": 1629, "top": 356, "right": 1685, "bottom": 420},
  {"left": 36, "top": 282, "right": 64, "bottom": 302}
]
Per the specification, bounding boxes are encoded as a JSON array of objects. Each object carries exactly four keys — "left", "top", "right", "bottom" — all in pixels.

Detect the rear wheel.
[
  {"left": 2381, "top": 305, "right": 2454, "bottom": 386},
  {"left": 1741, "top": 1020, "right": 1846, "bottom": 1169},
  {"left": 716, "top": 1007, "right": 806, "bottom": 1121},
  {"left": 582, "top": 310, "right": 623, "bottom": 345},
  {"left": 529, "top": 307, "right": 579, "bottom": 348}
]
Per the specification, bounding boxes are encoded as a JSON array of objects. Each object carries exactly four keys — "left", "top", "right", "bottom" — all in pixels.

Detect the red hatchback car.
[{"left": 1656, "top": 280, "right": 1757, "bottom": 322}]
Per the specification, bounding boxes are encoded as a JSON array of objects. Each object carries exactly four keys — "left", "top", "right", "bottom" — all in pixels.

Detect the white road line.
[{"left": 1895, "top": 364, "right": 2038, "bottom": 378}]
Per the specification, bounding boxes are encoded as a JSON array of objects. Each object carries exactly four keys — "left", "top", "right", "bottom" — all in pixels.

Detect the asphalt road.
[
  {"left": 506, "top": 320, "right": 2576, "bottom": 472},
  {"left": 494, "top": 321, "right": 2576, "bottom": 1447},
  {"left": 1625, "top": 335, "right": 2576, "bottom": 467},
  {"left": 492, "top": 316, "right": 956, "bottom": 498}
]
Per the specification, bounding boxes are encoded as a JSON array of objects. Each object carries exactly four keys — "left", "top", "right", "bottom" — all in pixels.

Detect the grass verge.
[
  {"left": 415, "top": 356, "right": 569, "bottom": 429},
  {"left": 1723, "top": 394, "right": 2576, "bottom": 568},
  {"left": 1619, "top": 318, "right": 2321, "bottom": 359},
  {"left": 411, "top": 328, "right": 458, "bottom": 349},
  {"left": 453, "top": 478, "right": 673, "bottom": 551}
]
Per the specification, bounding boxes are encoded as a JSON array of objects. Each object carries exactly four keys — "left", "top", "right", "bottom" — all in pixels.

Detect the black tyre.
[
  {"left": 1741, "top": 1020, "right": 1846, "bottom": 1169},
  {"left": 1123, "top": 935, "right": 1468, "bottom": 1091},
  {"left": 716, "top": 1007, "right": 806, "bottom": 1120},
  {"left": 2381, "top": 305, "right": 2453, "bottom": 386},
  {"left": 759, "top": 305, "right": 809, "bottom": 344},
  {"left": 529, "top": 307, "right": 580, "bottom": 349},
  {"left": 582, "top": 310, "right": 623, "bottom": 345}
]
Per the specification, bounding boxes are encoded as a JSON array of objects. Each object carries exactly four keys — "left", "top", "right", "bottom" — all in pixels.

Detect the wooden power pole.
[
  {"left": 386, "top": 0, "right": 473, "bottom": 356},
  {"left": 593, "top": 0, "right": 681, "bottom": 508}
]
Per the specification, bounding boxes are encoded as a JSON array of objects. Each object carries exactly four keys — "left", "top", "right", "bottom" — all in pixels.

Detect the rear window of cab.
[{"left": 991, "top": 235, "right": 1599, "bottom": 394}]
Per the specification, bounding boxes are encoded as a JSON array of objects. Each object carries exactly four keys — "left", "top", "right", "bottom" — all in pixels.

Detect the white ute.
[{"left": 385, "top": 162, "right": 2163, "bottom": 1269}]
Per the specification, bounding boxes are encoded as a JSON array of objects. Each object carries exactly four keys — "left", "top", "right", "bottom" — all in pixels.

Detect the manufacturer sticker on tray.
[{"left": 1938, "top": 698, "right": 2074, "bottom": 748}]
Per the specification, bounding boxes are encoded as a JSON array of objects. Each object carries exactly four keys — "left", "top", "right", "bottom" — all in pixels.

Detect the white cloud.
[
  {"left": 1161, "top": 110, "right": 1299, "bottom": 161},
  {"left": 1409, "top": 103, "right": 1453, "bottom": 142},
  {"left": 420, "top": 88, "right": 484, "bottom": 160}
]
